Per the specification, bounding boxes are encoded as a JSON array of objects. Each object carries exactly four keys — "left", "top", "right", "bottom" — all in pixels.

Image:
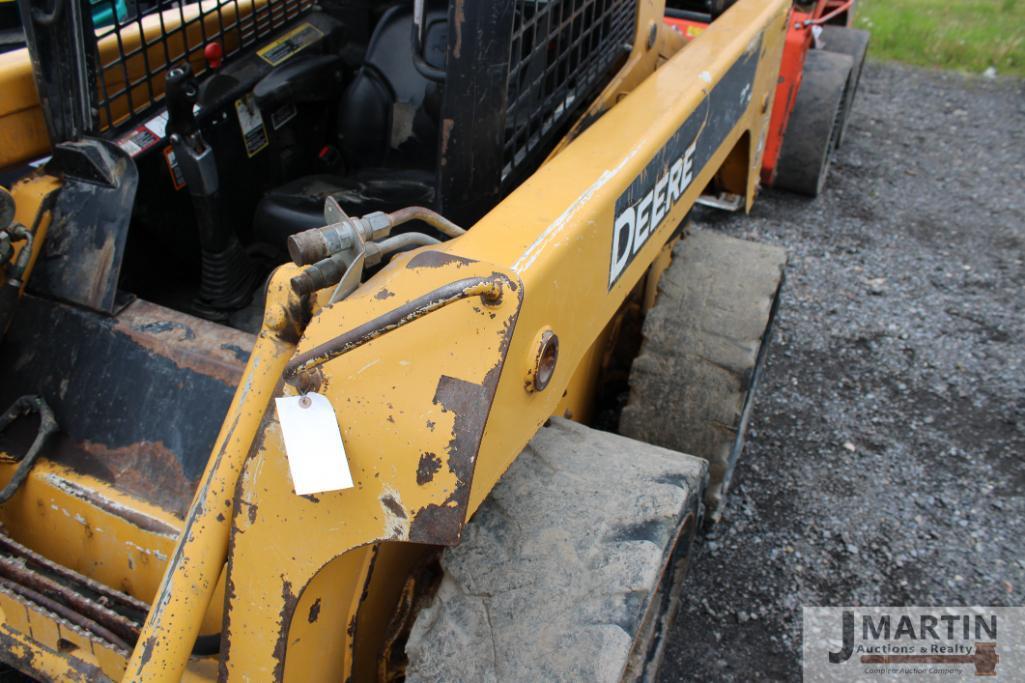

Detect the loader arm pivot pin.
[{"left": 283, "top": 273, "right": 511, "bottom": 382}]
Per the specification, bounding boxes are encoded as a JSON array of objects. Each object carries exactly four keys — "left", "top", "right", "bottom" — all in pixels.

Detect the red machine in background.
[{"left": 668, "top": 0, "right": 869, "bottom": 196}]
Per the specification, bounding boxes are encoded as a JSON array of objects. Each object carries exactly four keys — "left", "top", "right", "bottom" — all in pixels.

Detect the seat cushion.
[{"left": 252, "top": 168, "right": 436, "bottom": 247}]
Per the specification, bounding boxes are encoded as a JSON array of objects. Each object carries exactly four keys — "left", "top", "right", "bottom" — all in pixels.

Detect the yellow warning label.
[{"left": 257, "top": 22, "right": 323, "bottom": 66}]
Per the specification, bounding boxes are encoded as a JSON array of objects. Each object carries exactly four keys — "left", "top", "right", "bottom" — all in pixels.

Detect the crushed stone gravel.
[{"left": 657, "top": 62, "right": 1025, "bottom": 682}]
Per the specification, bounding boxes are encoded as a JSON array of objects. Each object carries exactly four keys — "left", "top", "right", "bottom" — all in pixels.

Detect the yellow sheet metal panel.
[
  {"left": 213, "top": 1, "right": 788, "bottom": 679},
  {"left": 5, "top": 174, "right": 59, "bottom": 289},
  {"left": 459, "top": 0, "right": 789, "bottom": 515},
  {"left": 123, "top": 267, "right": 305, "bottom": 682},
  {"left": 552, "top": 316, "right": 615, "bottom": 424},
  {"left": 220, "top": 253, "right": 522, "bottom": 679},
  {"left": 0, "top": 461, "right": 182, "bottom": 602},
  {"left": 0, "top": 51, "right": 49, "bottom": 168},
  {"left": 281, "top": 546, "right": 375, "bottom": 681},
  {"left": 0, "top": 0, "right": 789, "bottom": 678}
]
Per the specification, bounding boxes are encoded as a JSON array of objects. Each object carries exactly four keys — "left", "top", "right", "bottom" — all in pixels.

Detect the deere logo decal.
[
  {"left": 609, "top": 140, "right": 697, "bottom": 287},
  {"left": 608, "top": 33, "right": 762, "bottom": 289}
]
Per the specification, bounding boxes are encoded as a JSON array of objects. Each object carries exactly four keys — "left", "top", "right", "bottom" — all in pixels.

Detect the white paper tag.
[{"left": 275, "top": 392, "right": 354, "bottom": 495}]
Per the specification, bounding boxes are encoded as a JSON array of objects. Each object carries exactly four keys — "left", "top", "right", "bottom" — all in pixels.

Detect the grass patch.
[{"left": 856, "top": 0, "right": 1025, "bottom": 77}]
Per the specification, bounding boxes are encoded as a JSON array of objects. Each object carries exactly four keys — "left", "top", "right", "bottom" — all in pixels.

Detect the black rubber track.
[
  {"left": 820, "top": 26, "right": 870, "bottom": 149},
  {"left": 620, "top": 229, "right": 785, "bottom": 523},
  {"left": 772, "top": 49, "right": 853, "bottom": 197},
  {"left": 405, "top": 418, "right": 707, "bottom": 683}
]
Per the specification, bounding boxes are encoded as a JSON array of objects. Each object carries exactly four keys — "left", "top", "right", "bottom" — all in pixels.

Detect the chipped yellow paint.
[
  {"left": 0, "top": 51, "right": 49, "bottom": 168},
  {"left": 0, "top": 0, "right": 789, "bottom": 678},
  {"left": 188, "top": 1, "right": 788, "bottom": 679},
  {"left": 4, "top": 173, "right": 59, "bottom": 291},
  {"left": 379, "top": 487, "right": 411, "bottom": 538},
  {"left": 219, "top": 253, "right": 522, "bottom": 679},
  {"left": 121, "top": 266, "right": 304, "bottom": 681},
  {"left": 214, "top": 3, "right": 788, "bottom": 679},
  {"left": 0, "top": 460, "right": 182, "bottom": 603}
]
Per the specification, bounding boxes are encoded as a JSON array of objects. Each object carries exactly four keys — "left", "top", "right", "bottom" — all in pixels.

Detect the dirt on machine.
[{"left": 0, "top": 0, "right": 867, "bottom": 679}]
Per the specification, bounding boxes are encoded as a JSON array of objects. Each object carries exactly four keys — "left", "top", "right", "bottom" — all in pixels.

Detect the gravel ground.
[{"left": 658, "top": 62, "right": 1025, "bottom": 681}]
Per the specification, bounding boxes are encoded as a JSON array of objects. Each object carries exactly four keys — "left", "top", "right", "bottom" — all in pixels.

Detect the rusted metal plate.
[
  {"left": 29, "top": 140, "right": 138, "bottom": 314},
  {"left": 218, "top": 253, "right": 523, "bottom": 680},
  {"left": 0, "top": 294, "right": 253, "bottom": 517},
  {"left": 0, "top": 528, "right": 147, "bottom": 651},
  {"left": 407, "top": 374, "right": 497, "bottom": 544}
]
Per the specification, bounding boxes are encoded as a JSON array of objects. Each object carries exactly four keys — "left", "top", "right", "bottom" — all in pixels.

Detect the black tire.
[
  {"left": 405, "top": 418, "right": 708, "bottom": 682},
  {"left": 707, "top": 0, "right": 738, "bottom": 18},
  {"left": 670, "top": 0, "right": 737, "bottom": 18},
  {"left": 620, "top": 229, "right": 785, "bottom": 523},
  {"left": 824, "top": 0, "right": 858, "bottom": 27},
  {"left": 820, "top": 26, "right": 870, "bottom": 149},
  {"left": 772, "top": 49, "right": 853, "bottom": 197}
]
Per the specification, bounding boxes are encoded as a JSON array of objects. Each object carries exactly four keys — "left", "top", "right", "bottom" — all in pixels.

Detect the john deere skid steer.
[{"left": 0, "top": 0, "right": 866, "bottom": 679}]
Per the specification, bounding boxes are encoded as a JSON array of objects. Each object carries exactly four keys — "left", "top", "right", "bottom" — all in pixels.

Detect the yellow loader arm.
[{"left": 0, "top": 0, "right": 790, "bottom": 678}]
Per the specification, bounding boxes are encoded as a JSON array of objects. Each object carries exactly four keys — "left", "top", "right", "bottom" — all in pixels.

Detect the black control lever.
[
  {"left": 165, "top": 62, "right": 258, "bottom": 320},
  {"left": 165, "top": 63, "right": 201, "bottom": 140}
]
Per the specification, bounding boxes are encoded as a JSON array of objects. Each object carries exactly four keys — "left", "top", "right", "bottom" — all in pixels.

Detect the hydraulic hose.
[{"left": 0, "top": 395, "right": 57, "bottom": 504}]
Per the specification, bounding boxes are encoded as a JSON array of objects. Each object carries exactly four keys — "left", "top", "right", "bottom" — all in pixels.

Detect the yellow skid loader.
[{"left": 0, "top": 0, "right": 865, "bottom": 679}]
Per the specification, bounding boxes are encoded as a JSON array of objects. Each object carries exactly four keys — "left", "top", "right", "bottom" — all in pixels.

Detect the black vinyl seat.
[
  {"left": 252, "top": 5, "right": 446, "bottom": 245},
  {"left": 253, "top": 168, "right": 436, "bottom": 245}
]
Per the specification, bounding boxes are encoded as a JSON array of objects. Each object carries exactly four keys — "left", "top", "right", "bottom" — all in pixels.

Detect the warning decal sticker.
[
  {"left": 235, "top": 93, "right": 269, "bottom": 157},
  {"left": 257, "top": 23, "right": 323, "bottom": 66},
  {"left": 116, "top": 125, "right": 161, "bottom": 157},
  {"left": 163, "top": 146, "right": 186, "bottom": 191},
  {"left": 608, "top": 33, "right": 763, "bottom": 289}
]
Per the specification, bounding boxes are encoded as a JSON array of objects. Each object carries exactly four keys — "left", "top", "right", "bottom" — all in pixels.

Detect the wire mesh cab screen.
[
  {"left": 437, "top": 0, "right": 636, "bottom": 225},
  {"left": 504, "top": 0, "right": 636, "bottom": 178},
  {"left": 90, "top": 0, "right": 314, "bottom": 132}
]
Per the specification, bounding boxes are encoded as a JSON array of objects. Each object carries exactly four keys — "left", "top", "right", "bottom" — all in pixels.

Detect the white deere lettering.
[
  {"left": 609, "top": 207, "right": 635, "bottom": 286},
  {"left": 651, "top": 174, "right": 670, "bottom": 230},
  {"left": 668, "top": 159, "right": 684, "bottom": 202},
  {"left": 633, "top": 190, "right": 653, "bottom": 255},
  {"left": 681, "top": 141, "right": 696, "bottom": 193},
  {"left": 609, "top": 139, "right": 700, "bottom": 287}
]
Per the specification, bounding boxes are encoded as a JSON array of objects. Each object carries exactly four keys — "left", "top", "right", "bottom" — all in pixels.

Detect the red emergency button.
[{"left": 204, "top": 42, "right": 223, "bottom": 70}]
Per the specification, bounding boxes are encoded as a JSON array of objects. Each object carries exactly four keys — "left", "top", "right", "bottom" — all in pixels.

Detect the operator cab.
[
  {"left": 112, "top": 3, "right": 451, "bottom": 327},
  {"left": 0, "top": 0, "right": 638, "bottom": 518},
  {"left": 0, "top": 0, "right": 643, "bottom": 662},
  {"left": 12, "top": 0, "right": 633, "bottom": 330}
]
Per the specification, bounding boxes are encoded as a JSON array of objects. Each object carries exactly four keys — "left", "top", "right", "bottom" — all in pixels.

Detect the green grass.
[{"left": 856, "top": 0, "right": 1025, "bottom": 77}]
